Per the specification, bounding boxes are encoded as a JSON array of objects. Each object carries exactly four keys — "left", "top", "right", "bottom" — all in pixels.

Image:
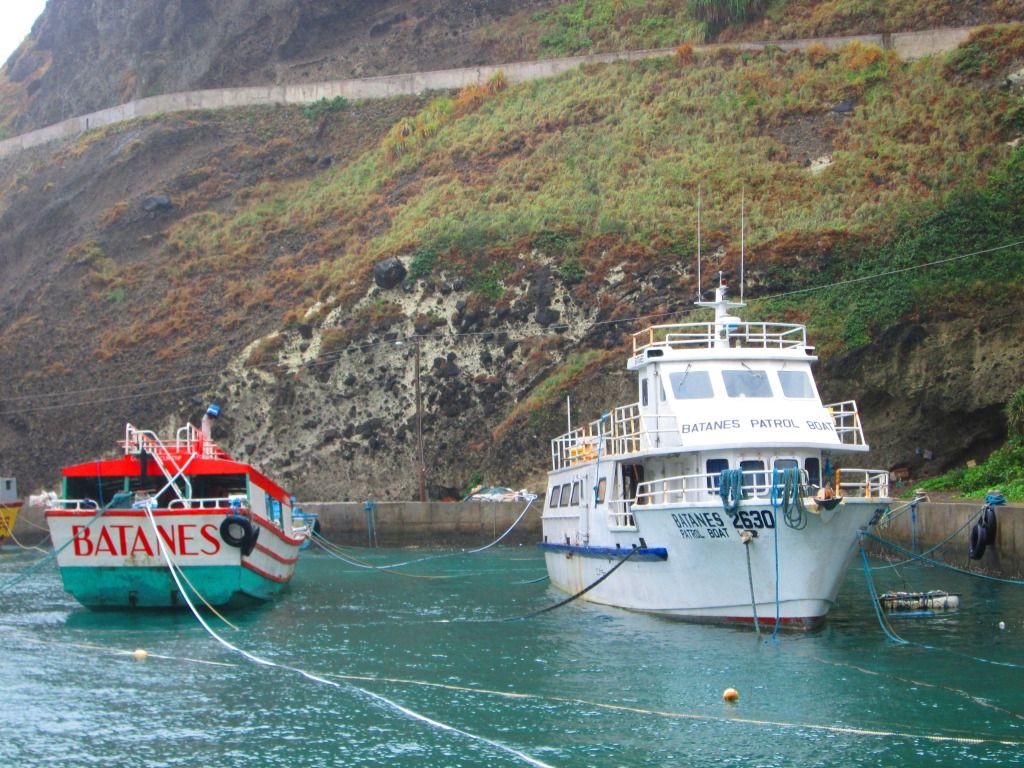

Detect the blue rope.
[
  {"left": 859, "top": 545, "right": 908, "bottom": 644},
  {"left": 861, "top": 530, "right": 1024, "bottom": 586},
  {"left": 0, "top": 502, "right": 107, "bottom": 594},
  {"left": 719, "top": 469, "right": 744, "bottom": 515},
  {"left": 770, "top": 472, "right": 782, "bottom": 641},
  {"left": 860, "top": 543, "right": 1024, "bottom": 669}
]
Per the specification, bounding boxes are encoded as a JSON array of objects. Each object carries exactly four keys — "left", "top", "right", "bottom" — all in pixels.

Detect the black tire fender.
[
  {"left": 968, "top": 522, "right": 987, "bottom": 560},
  {"left": 983, "top": 506, "right": 998, "bottom": 546},
  {"left": 241, "top": 525, "right": 260, "bottom": 557},
  {"left": 220, "top": 514, "right": 252, "bottom": 549}
]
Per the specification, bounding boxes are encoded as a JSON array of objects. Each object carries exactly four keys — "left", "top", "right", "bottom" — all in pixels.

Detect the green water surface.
[{"left": 2, "top": 546, "right": 1023, "bottom": 767}]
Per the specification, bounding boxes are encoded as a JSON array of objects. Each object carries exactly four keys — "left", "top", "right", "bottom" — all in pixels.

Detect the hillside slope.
[
  {"left": 2, "top": 25, "right": 1024, "bottom": 499},
  {"left": 3, "top": 1, "right": 1022, "bottom": 136}
]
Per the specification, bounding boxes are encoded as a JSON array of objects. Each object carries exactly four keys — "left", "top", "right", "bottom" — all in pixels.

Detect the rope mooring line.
[
  {"left": 310, "top": 534, "right": 453, "bottom": 580},
  {"left": 504, "top": 547, "right": 639, "bottom": 621},
  {"left": 859, "top": 543, "right": 1024, "bottom": 670},
  {"left": 872, "top": 508, "right": 978, "bottom": 571},
  {"left": 309, "top": 494, "right": 539, "bottom": 576},
  {"left": 138, "top": 503, "right": 556, "bottom": 768},
  {"left": 862, "top": 530, "right": 1024, "bottom": 586},
  {"left": 35, "top": 630, "right": 1023, "bottom": 749},
  {"left": 0, "top": 503, "right": 107, "bottom": 594},
  {"left": 810, "top": 655, "right": 1024, "bottom": 723}
]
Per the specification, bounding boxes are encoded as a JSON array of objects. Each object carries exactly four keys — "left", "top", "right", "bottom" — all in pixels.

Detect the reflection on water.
[{"left": 2, "top": 547, "right": 1023, "bottom": 767}]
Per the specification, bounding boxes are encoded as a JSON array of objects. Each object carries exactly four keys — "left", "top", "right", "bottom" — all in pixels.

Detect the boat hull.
[
  {"left": 542, "top": 498, "right": 885, "bottom": 627},
  {"left": 46, "top": 508, "right": 303, "bottom": 608}
]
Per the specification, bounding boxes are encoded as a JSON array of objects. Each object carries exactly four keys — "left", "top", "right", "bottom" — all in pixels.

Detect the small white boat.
[{"left": 540, "top": 277, "right": 890, "bottom": 629}]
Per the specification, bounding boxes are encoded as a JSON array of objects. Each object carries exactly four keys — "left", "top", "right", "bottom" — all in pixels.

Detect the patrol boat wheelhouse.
[
  {"left": 45, "top": 406, "right": 307, "bottom": 608},
  {"left": 540, "top": 279, "right": 889, "bottom": 628}
]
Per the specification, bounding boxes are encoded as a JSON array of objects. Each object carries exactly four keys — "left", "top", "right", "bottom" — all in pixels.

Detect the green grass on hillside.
[{"left": 96, "top": 30, "right": 1024, "bottom": 366}]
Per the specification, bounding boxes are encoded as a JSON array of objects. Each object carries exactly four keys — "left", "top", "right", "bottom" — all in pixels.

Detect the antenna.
[
  {"left": 740, "top": 187, "right": 745, "bottom": 304},
  {"left": 696, "top": 185, "right": 702, "bottom": 300}
]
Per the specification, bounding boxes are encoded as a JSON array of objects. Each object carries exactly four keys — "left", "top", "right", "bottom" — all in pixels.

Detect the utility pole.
[{"left": 414, "top": 336, "right": 427, "bottom": 502}]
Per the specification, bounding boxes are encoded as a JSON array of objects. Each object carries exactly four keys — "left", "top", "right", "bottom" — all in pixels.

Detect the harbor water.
[{"left": 3, "top": 545, "right": 1024, "bottom": 767}]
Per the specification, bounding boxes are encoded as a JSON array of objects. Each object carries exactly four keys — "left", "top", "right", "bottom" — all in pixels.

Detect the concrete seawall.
[
  {"left": 870, "top": 500, "right": 1024, "bottom": 578},
  {"left": 9, "top": 500, "right": 542, "bottom": 549},
  {"left": 0, "top": 26, "right": 981, "bottom": 159}
]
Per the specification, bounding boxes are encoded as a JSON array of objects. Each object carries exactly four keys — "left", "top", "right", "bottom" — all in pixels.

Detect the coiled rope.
[
  {"left": 719, "top": 469, "right": 744, "bottom": 514},
  {"left": 772, "top": 468, "right": 808, "bottom": 530}
]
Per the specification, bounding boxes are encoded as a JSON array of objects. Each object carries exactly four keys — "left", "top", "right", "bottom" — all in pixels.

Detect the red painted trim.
[
  {"left": 241, "top": 559, "right": 292, "bottom": 583},
  {"left": 61, "top": 455, "right": 294, "bottom": 503},
  {"left": 45, "top": 508, "right": 219, "bottom": 519},
  {"left": 251, "top": 513, "right": 305, "bottom": 546},
  {"left": 0, "top": 501, "right": 22, "bottom": 509},
  {"left": 253, "top": 541, "right": 299, "bottom": 565}
]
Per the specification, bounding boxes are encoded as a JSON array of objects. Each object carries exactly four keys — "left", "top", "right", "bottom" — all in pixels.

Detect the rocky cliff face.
[
  {"left": 4, "top": 0, "right": 553, "bottom": 132},
  {"left": 822, "top": 309, "right": 1023, "bottom": 476}
]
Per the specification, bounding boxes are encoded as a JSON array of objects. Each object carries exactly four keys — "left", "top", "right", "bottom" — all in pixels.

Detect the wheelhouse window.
[
  {"left": 570, "top": 481, "right": 581, "bottom": 506},
  {"left": 549, "top": 486, "right": 560, "bottom": 507},
  {"left": 558, "top": 484, "right": 572, "bottom": 506},
  {"left": 740, "top": 459, "right": 767, "bottom": 495},
  {"left": 805, "top": 457, "right": 822, "bottom": 487},
  {"left": 641, "top": 378, "right": 649, "bottom": 406},
  {"left": 723, "top": 370, "right": 773, "bottom": 398},
  {"left": 706, "top": 458, "right": 729, "bottom": 492},
  {"left": 669, "top": 370, "right": 713, "bottom": 399},
  {"left": 778, "top": 370, "right": 815, "bottom": 398}
]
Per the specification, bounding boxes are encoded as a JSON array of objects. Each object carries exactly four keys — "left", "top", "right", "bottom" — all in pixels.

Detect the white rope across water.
[
  {"left": 138, "top": 501, "right": 555, "bottom": 768},
  {"left": 23, "top": 633, "right": 1024, "bottom": 750}
]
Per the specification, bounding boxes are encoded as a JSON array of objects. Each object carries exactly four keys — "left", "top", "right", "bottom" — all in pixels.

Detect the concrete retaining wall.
[
  {"left": 8, "top": 500, "right": 541, "bottom": 549},
  {"left": 871, "top": 501, "right": 1024, "bottom": 578},
  {"left": 0, "top": 26, "right": 982, "bottom": 159}
]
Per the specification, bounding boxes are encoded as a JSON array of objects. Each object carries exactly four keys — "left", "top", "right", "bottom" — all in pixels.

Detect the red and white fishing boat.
[{"left": 45, "top": 406, "right": 308, "bottom": 608}]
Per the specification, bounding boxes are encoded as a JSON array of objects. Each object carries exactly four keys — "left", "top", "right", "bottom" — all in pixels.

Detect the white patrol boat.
[{"left": 540, "top": 278, "right": 890, "bottom": 628}]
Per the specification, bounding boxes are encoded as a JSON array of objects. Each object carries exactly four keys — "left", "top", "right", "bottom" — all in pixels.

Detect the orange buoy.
[
  {"left": 132, "top": 649, "right": 149, "bottom": 660},
  {"left": 722, "top": 687, "right": 739, "bottom": 703}
]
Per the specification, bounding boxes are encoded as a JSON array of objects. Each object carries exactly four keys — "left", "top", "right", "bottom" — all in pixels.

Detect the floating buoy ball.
[
  {"left": 999, "top": 621, "right": 1006, "bottom": 630},
  {"left": 132, "top": 649, "right": 149, "bottom": 660},
  {"left": 722, "top": 687, "right": 739, "bottom": 703}
]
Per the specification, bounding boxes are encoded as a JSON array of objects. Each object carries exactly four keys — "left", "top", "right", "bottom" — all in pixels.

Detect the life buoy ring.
[
  {"left": 221, "top": 514, "right": 253, "bottom": 549},
  {"left": 983, "top": 506, "right": 998, "bottom": 546},
  {"left": 968, "top": 522, "right": 987, "bottom": 560}
]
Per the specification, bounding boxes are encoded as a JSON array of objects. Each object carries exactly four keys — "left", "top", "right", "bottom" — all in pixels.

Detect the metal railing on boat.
[{"left": 632, "top": 321, "right": 808, "bottom": 353}]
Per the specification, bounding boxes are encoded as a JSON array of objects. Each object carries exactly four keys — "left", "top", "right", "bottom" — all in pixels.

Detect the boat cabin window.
[
  {"left": 706, "top": 458, "right": 729, "bottom": 492},
  {"left": 774, "top": 458, "right": 799, "bottom": 472},
  {"left": 558, "top": 484, "right": 572, "bottom": 507},
  {"left": 549, "top": 486, "right": 560, "bottom": 507},
  {"left": 641, "top": 378, "right": 649, "bottom": 406},
  {"left": 805, "top": 457, "right": 822, "bottom": 487},
  {"left": 740, "top": 460, "right": 767, "bottom": 494},
  {"left": 723, "top": 370, "right": 773, "bottom": 398},
  {"left": 669, "top": 370, "right": 713, "bottom": 399},
  {"left": 3, "top": 480, "right": 10, "bottom": 491},
  {"left": 570, "top": 482, "right": 581, "bottom": 506},
  {"left": 659, "top": 378, "right": 667, "bottom": 402},
  {"left": 596, "top": 477, "right": 607, "bottom": 504},
  {"left": 778, "top": 370, "right": 815, "bottom": 398}
]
